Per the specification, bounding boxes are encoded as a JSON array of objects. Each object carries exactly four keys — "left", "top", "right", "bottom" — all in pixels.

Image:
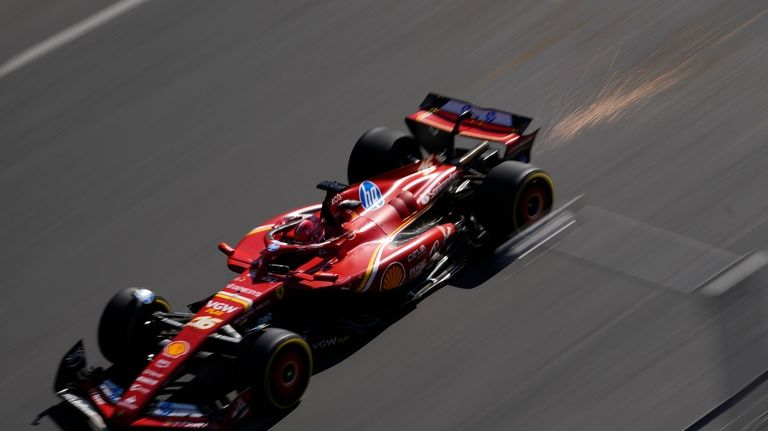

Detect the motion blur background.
[{"left": 3, "top": 0, "right": 768, "bottom": 429}]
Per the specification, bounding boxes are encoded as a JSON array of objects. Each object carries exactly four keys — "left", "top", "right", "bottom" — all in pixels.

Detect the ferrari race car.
[{"left": 54, "top": 93, "right": 555, "bottom": 430}]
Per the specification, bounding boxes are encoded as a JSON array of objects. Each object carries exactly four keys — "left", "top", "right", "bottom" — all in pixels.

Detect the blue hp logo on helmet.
[{"left": 359, "top": 181, "right": 384, "bottom": 210}]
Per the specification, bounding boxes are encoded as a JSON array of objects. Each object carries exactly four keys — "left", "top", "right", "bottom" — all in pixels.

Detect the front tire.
[
  {"left": 238, "top": 328, "right": 313, "bottom": 410},
  {"left": 475, "top": 161, "right": 554, "bottom": 237},
  {"left": 97, "top": 288, "right": 170, "bottom": 367}
]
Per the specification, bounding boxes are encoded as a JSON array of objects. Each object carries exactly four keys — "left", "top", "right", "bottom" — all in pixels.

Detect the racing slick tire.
[
  {"left": 475, "top": 161, "right": 554, "bottom": 237},
  {"left": 348, "top": 127, "right": 421, "bottom": 184},
  {"left": 238, "top": 327, "right": 313, "bottom": 410},
  {"left": 97, "top": 287, "right": 171, "bottom": 367}
]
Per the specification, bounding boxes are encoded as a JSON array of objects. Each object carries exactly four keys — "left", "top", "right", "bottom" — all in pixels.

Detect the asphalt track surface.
[{"left": 3, "top": 1, "right": 768, "bottom": 430}]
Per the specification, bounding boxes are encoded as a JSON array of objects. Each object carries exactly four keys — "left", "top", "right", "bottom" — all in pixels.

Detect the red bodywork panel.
[{"left": 108, "top": 159, "right": 462, "bottom": 426}]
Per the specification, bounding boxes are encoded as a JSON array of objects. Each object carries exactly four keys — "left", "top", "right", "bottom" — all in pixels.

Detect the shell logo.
[
  {"left": 380, "top": 262, "right": 405, "bottom": 291},
  {"left": 163, "top": 341, "right": 190, "bottom": 358}
]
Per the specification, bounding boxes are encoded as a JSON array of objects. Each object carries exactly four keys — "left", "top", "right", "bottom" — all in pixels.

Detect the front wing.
[{"left": 54, "top": 341, "right": 250, "bottom": 430}]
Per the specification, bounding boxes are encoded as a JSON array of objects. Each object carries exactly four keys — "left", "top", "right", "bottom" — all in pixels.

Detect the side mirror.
[{"left": 317, "top": 180, "right": 348, "bottom": 194}]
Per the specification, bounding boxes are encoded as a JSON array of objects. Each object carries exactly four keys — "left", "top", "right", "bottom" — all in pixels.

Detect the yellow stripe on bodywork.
[
  {"left": 247, "top": 224, "right": 273, "bottom": 236},
  {"left": 215, "top": 292, "right": 253, "bottom": 310},
  {"left": 357, "top": 204, "right": 433, "bottom": 292}
]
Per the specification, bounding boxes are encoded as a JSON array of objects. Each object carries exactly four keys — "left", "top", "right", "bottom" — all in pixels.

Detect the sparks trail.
[
  {"left": 540, "top": 4, "right": 768, "bottom": 151},
  {"left": 543, "top": 66, "right": 686, "bottom": 151}
]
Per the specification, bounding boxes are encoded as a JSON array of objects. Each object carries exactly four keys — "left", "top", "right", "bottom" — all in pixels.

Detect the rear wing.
[
  {"left": 406, "top": 93, "right": 533, "bottom": 145},
  {"left": 405, "top": 93, "right": 538, "bottom": 162}
]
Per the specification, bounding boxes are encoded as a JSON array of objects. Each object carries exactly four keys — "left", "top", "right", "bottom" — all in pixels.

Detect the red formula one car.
[{"left": 54, "top": 93, "right": 555, "bottom": 430}]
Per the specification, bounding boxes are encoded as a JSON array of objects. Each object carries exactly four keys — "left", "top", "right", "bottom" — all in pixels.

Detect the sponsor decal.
[
  {"left": 380, "top": 262, "right": 406, "bottom": 290},
  {"left": 152, "top": 401, "right": 204, "bottom": 418},
  {"left": 430, "top": 240, "right": 440, "bottom": 256},
  {"left": 187, "top": 316, "right": 223, "bottom": 331},
  {"left": 312, "top": 334, "right": 351, "bottom": 350},
  {"left": 164, "top": 421, "right": 209, "bottom": 429},
  {"left": 133, "top": 288, "right": 155, "bottom": 305},
  {"left": 156, "top": 359, "right": 171, "bottom": 368},
  {"left": 407, "top": 244, "right": 426, "bottom": 262},
  {"left": 155, "top": 402, "right": 174, "bottom": 416},
  {"left": 89, "top": 390, "right": 106, "bottom": 406},
  {"left": 143, "top": 369, "right": 164, "bottom": 379},
  {"left": 129, "top": 384, "right": 151, "bottom": 394},
  {"left": 204, "top": 308, "right": 223, "bottom": 316},
  {"left": 119, "top": 395, "right": 138, "bottom": 409},
  {"left": 136, "top": 375, "right": 159, "bottom": 386},
  {"left": 163, "top": 341, "right": 190, "bottom": 358},
  {"left": 204, "top": 300, "right": 238, "bottom": 315},
  {"left": 100, "top": 381, "right": 124, "bottom": 403},
  {"left": 485, "top": 110, "right": 497, "bottom": 122},
  {"left": 275, "top": 285, "right": 285, "bottom": 300},
  {"left": 267, "top": 241, "right": 281, "bottom": 252},
  {"left": 460, "top": 103, "right": 472, "bottom": 114},
  {"left": 359, "top": 181, "right": 384, "bottom": 210},
  {"left": 419, "top": 171, "right": 457, "bottom": 205},
  {"left": 409, "top": 260, "right": 427, "bottom": 278},
  {"left": 330, "top": 193, "right": 343, "bottom": 205},
  {"left": 61, "top": 392, "right": 107, "bottom": 428},
  {"left": 225, "top": 284, "right": 262, "bottom": 297}
]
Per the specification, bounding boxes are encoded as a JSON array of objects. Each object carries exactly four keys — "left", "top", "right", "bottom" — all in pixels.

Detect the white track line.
[
  {"left": 0, "top": 0, "right": 150, "bottom": 80},
  {"left": 698, "top": 251, "right": 768, "bottom": 296}
]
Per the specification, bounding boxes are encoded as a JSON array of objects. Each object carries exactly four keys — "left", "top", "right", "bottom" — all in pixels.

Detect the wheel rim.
[
  {"left": 517, "top": 183, "right": 549, "bottom": 226},
  {"left": 270, "top": 348, "right": 306, "bottom": 403}
]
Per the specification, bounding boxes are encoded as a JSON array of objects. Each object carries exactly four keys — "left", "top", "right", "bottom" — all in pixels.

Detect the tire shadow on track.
[{"left": 450, "top": 199, "right": 581, "bottom": 290}]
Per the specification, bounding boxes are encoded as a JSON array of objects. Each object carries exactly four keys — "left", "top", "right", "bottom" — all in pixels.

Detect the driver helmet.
[{"left": 294, "top": 215, "right": 325, "bottom": 244}]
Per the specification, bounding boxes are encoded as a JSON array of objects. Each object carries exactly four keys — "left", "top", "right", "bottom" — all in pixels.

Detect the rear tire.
[
  {"left": 98, "top": 288, "right": 171, "bottom": 367},
  {"left": 347, "top": 127, "right": 421, "bottom": 184},
  {"left": 475, "top": 161, "right": 554, "bottom": 237},
  {"left": 238, "top": 328, "right": 313, "bottom": 410}
]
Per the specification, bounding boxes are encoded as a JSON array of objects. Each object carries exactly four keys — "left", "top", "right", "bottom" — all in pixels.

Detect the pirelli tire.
[
  {"left": 348, "top": 127, "right": 421, "bottom": 184},
  {"left": 239, "top": 327, "right": 313, "bottom": 410},
  {"left": 97, "top": 287, "right": 171, "bottom": 367},
  {"left": 475, "top": 161, "right": 554, "bottom": 237}
]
